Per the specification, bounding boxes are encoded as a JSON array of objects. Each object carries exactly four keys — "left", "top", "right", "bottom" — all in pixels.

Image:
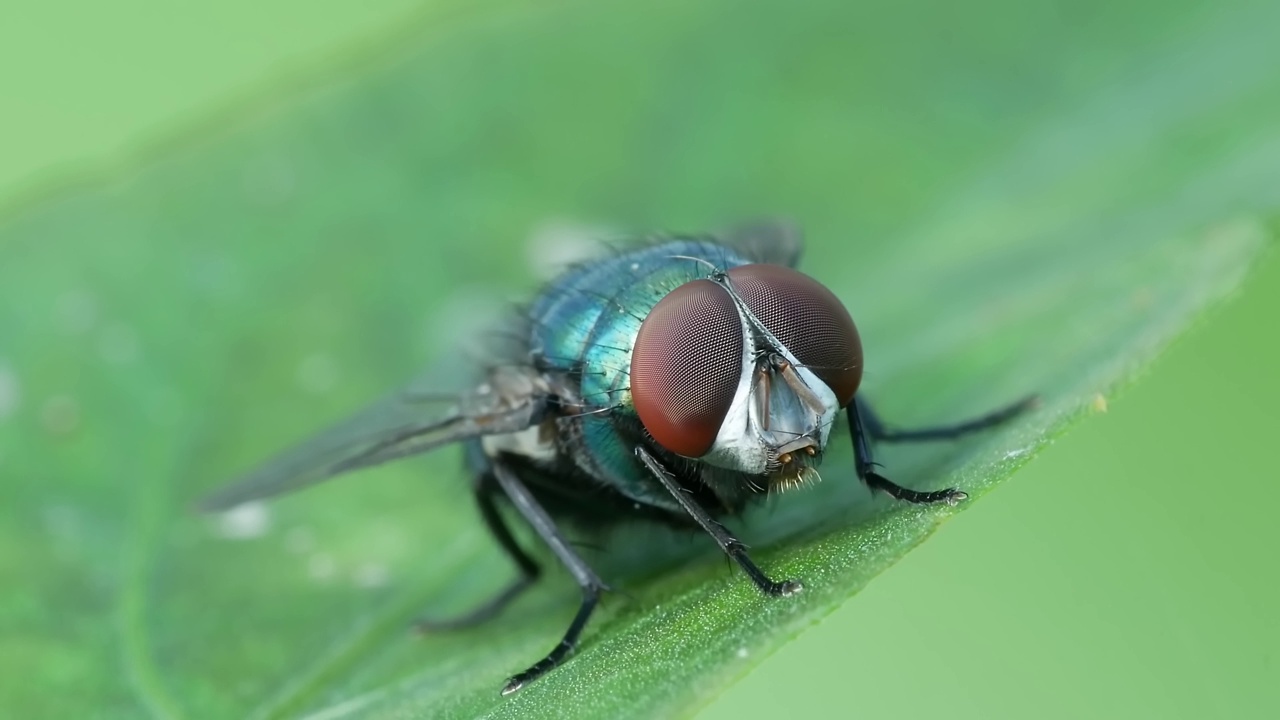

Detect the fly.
[{"left": 199, "top": 219, "right": 1036, "bottom": 695}]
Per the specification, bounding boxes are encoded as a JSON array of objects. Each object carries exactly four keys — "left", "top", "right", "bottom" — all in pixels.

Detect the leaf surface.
[{"left": 3, "top": 1, "right": 1278, "bottom": 718}]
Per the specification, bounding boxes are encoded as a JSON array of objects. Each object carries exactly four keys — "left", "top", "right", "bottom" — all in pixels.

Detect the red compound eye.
[
  {"left": 630, "top": 279, "right": 744, "bottom": 457},
  {"left": 727, "top": 264, "right": 863, "bottom": 406}
]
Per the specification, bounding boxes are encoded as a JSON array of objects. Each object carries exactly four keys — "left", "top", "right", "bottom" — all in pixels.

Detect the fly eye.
[
  {"left": 630, "top": 279, "right": 743, "bottom": 457},
  {"left": 726, "top": 264, "right": 863, "bottom": 406}
]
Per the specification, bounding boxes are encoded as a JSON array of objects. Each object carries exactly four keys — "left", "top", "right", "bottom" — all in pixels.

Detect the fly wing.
[
  {"left": 198, "top": 365, "right": 546, "bottom": 511},
  {"left": 719, "top": 218, "right": 804, "bottom": 267}
]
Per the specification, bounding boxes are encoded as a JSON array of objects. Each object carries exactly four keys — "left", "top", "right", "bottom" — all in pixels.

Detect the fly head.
[{"left": 630, "top": 262, "right": 863, "bottom": 492}]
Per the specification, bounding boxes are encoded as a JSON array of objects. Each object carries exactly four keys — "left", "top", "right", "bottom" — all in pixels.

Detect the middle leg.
[
  {"left": 489, "top": 460, "right": 608, "bottom": 695},
  {"left": 856, "top": 394, "right": 1037, "bottom": 443}
]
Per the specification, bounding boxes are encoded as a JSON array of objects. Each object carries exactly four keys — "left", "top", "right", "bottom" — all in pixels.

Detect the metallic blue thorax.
[{"left": 527, "top": 241, "right": 754, "bottom": 509}]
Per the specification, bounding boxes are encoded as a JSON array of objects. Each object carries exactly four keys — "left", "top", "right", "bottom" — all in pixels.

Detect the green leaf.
[{"left": 4, "top": 0, "right": 1278, "bottom": 718}]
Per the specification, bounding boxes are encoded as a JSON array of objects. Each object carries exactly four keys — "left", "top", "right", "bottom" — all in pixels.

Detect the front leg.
[
  {"left": 635, "top": 446, "right": 802, "bottom": 597},
  {"left": 848, "top": 399, "right": 968, "bottom": 505}
]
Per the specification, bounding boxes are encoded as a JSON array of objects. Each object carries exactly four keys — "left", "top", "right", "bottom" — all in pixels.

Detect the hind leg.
[{"left": 415, "top": 445, "right": 541, "bottom": 632}]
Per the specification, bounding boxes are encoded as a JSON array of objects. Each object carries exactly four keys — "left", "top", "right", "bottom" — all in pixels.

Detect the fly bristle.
[{"left": 770, "top": 466, "right": 822, "bottom": 494}]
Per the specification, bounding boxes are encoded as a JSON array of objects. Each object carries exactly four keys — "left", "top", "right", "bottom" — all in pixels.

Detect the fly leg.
[
  {"left": 636, "top": 446, "right": 802, "bottom": 597},
  {"left": 414, "top": 482, "right": 541, "bottom": 632},
  {"left": 856, "top": 394, "right": 1037, "bottom": 443},
  {"left": 489, "top": 460, "right": 608, "bottom": 696},
  {"left": 849, "top": 399, "right": 967, "bottom": 505}
]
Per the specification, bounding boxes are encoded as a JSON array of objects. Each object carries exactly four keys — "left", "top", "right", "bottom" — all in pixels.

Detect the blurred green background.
[{"left": 4, "top": 1, "right": 1278, "bottom": 718}]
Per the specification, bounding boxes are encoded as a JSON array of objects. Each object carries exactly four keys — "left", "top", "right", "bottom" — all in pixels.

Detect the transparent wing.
[
  {"left": 719, "top": 218, "right": 804, "bottom": 267},
  {"left": 198, "top": 365, "right": 546, "bottom": 511}
]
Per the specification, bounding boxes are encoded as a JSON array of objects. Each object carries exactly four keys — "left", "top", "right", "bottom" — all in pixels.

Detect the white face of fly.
[{"left": 700, "top": 305, "right": 840, "bottom": 483}]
